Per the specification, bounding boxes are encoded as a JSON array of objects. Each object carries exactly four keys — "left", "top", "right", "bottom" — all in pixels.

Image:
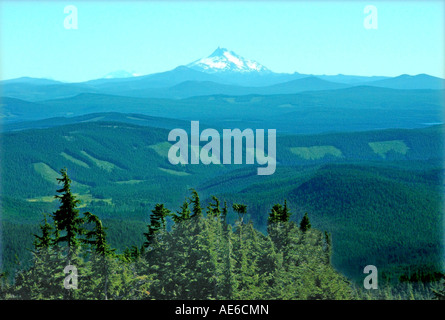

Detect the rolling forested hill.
[
  {"left": 2, "top": 86, "right": 443, "bottom": 135},
  {"left": 1, "top": 119, "right": 443, "bottom": 284}
]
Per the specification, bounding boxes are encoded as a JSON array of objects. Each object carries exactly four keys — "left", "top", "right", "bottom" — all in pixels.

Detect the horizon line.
[{"left": 1, "top": 69, "right": 444, "bottom": 84}]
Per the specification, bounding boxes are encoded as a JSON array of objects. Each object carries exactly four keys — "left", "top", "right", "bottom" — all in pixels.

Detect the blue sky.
[{"left": 1, "top": 1, "right": 444, "bottom": 82}]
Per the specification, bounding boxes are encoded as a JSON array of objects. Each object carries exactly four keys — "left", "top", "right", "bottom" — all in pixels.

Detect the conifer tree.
[
  {"left": 267, "top": 203, "right": 283, "bottom": 225},
  {"left": 217, "top": 200, "right": 235, "bottom": 299},
  {"left": 206, "top": 195, "right": 221, "bottom": 218},
  {"left": 84, "top": 212, "right": 111, "bottom": 256},
  {"left": 267, "top": 204, "right": 282, "bottom": 225},
  {"left": 232, "top": 203, "right": 247, "bottom": 256},
  {"left": 222, "top": 201, "right": 228, "bottom": 224},
  {"left": 144, "top": 203, "right": 170, "bottom": 248},
  {"left": 282, "top": 200, "right": 292, "bottom": 222},
  {"left": 21, "top": 214, "right": 63, "bottom": 299},
  {"left": 219, "top": 223, "right": 236, "bottom": 299},
  {"left": 300, "top": 212, "right": 311, "bottom": 232},
  {"left": 51, "top": 168, "right": 85, "bottom": 265},
  {"left": 268, "top": 200, "right": 292, "bottom": 226},
  {"left": 82, "top": 211, "right": 115, "bottom": 300},
  {"left": 172, "top": 199, "right": 191, "bottom": 222},
  {"left": 190, "top": 189, "right": 202, "bottom": 218},
  {"left": 232, "top": 204, "right": 247, "bottom": 225},
  {"left": 33, "top": 214, "right": 53, "bottom": 250}
]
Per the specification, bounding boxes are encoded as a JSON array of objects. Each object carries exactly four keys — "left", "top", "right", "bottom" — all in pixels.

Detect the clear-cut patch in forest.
[
  {"left": 368, "top": 140, "right": 409, "bottom": 158},
  {"left": 33, "top": 162, "right": 89, "bottom": 189},
  {"left": 80, "top": 150, "right": 120, "bottom": 172},
  {"left": 60, "top": 152, "right": 90, "bottom": 168}
]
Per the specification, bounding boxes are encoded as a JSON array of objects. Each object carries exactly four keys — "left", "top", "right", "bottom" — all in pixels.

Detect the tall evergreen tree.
[
  {"left": 190, "top": 189, "right": 202, "bottom": 218},
  {"left": 33, "top": 214, "right": 53, "bottom": 250},
  {"left": 83, "top": 211, "right": 115, "bottom": 300},
  {"left": 282, "top": 200, "right": 292, "bottom": 222},
  {"left": 267, "top": 200, "right": 292, "bottom": 225},
  {"left": 206, "top": 195, "right": 221, "bottom": 218},
  {"left": 144, "top": 204, "right": 170, "bottom": 248},
  {"left": 232, "top": 204, "right": 247, "bottom": 225},
  {"left": 172, "top": 199, "right": 191, "bottom": 223},
  {"left": 51, "top": 168, "right": 85, "bottom": 265},
  {"left": 300, "top": 212, "right": 311, "bottom": 232},
  {"left": 84, "top": 212, "right": 111, "bottom": 256},
  {"left": 267, "top": 203, "right": 283, "bottom": 225}
]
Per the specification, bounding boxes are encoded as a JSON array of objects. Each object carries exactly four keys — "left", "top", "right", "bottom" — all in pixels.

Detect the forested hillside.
[
  {"left": 0, "top": 171, "right": 355, "bottom": 300},
  {"left": 1, "top": 122, "right": 443, "bottom": 287},
  {"left": 3, "top": 171, "right": 443, "bottom": 300},
  {"left": 2, "top": 171, "right": 443, "bottom": 300}
]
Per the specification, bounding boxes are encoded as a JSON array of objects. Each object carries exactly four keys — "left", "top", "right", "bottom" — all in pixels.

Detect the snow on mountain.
[
  {"left": 187, "top": 47, "right": 270, "bottom": 74},
  {"left": 103, "top": 70, "right": 140, "bottom": 79}
]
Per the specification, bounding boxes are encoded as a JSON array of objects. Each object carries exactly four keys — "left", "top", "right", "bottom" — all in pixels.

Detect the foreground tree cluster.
[{"left": 1, "top": 169, "right": 443, "bottom": 300}]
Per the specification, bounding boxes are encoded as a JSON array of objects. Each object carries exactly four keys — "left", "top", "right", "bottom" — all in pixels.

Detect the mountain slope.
[
  {"left": 87, "top": 66, "right": 226, "bottom": 89},
  {"left": 0, "top": 97, "right": 59, "bottom": 122},
  {"left": 0, "top": 81, "right": 98, "bottom": 102},
  {"left": 187, "top": 47, "right": 270, "bottom": 74},
  {"left": 126, "top": 76, "right": 351, "bottom": 99},
  {"left": 1, "top": 77, "right": 62, "bottom": 85},
  {"left": 265, "top": 76, "right": 350, "bottom": 93},
  {"left": 1, "top": 112, "right": 192, "bottom": 132},
  {"left": 360, "top": 74, "right": 445, "bottom": 90}
]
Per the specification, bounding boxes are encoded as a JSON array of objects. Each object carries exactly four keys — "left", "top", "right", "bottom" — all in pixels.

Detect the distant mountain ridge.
[
  {"left": 1, "top": 48, "right": 443, "bottom": 102},
  {"left": 358, "top": 74, "right": 445, "bottom": 90},
  {"left": 2, "top": 85, "right": 443, "bottom": 136}
]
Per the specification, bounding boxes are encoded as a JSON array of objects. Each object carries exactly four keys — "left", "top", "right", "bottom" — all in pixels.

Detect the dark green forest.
[
  {"left": 0, "top": 169, "right": 444, "bottom": 300},
  {"left": 0, "top": 169, "right": 352, "bottom": 299},
  {"left": 1, "top": 122, "right": 444, "bottom": 293}
]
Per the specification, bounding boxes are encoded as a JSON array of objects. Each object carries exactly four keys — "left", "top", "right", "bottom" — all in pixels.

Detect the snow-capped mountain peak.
[{"left": 187, "top": 47, "right": 270, "bottom": 74}]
